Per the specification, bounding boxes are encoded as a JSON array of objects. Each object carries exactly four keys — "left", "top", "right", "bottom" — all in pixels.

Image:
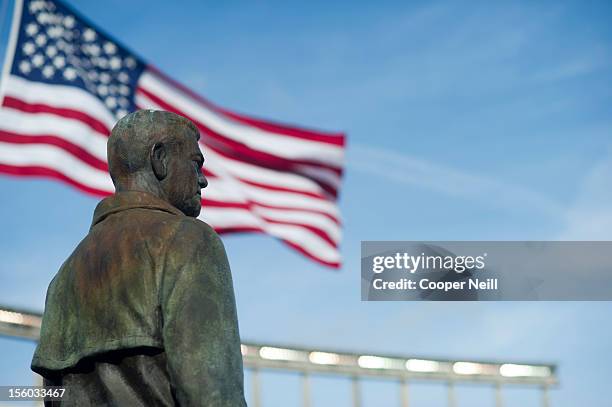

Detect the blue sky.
[{"left": 1, "top": 0, "right": 612, "bottom": 405}]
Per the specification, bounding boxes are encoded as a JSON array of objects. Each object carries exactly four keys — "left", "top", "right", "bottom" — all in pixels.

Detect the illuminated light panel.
[
  {"left": 23, "top": 315, "right": 42, "bottom": 328},
  {"left": 0, "top": 310, "right": 24, "bottom": 325},
  {"left": 453, "top": 362, "right": 484, "bottom": 375},
  {"left": 309, "top": 351, "right": 340, "bottom": 365},
  {"left": 406, "top": 359, "right": 440, "bottom": 373},
  {"left": 259, "top": 346, "right": 306, "bottom": 362},
  {"left": 500, "top": 364, "right": 551, "bottom": 378},
  {"left": 358, "top": 355, "right": 401, "bottom": 370}
]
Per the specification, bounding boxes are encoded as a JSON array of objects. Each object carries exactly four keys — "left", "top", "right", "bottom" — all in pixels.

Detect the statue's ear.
[{"left": 151, "top": 142, "right": 168, "bottom": 180}]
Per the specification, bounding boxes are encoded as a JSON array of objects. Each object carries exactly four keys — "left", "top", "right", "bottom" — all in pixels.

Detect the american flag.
[{"left": 0, "top": 0, "right": 345, "bottom": 268}]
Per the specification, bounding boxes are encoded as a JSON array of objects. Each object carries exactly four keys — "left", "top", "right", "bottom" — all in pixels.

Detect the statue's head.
[{"left": 107, "top": 109, "right": 207, "bottom": 217}]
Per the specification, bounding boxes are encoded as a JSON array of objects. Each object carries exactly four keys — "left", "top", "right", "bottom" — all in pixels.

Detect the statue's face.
[{"left": 165, "top": 128, "right": 208, "bottom": 217}]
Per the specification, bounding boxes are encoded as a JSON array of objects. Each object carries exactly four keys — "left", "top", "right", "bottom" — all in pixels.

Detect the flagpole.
[{"left": 0, "top": 0, "right": 23, "bottom": 105}]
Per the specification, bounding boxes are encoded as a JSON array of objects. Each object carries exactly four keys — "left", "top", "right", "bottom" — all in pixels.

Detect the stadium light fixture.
[
  {"left": 453, "top": 362, "right": 484, "bottom": 375},
  {"left": 259, "top": 346, "right": 306, "bottom": 362},
  {"left": 405, "top": 359, "right": 441, "bottom": 373},
  {"left": 0, "top": 309, "right": 41, "bottom": 328},
  {"left": 309, "top": 351, "right": 340, "bottom": 365},
  {"left": 357, "top": 355, "right": 402, "bottom": 370},
  {"left": 0, "top": 309, "right": 24, "bottom": 325},
  {"left": 500, "top": 364, "right": 551, "bottom": 378}
]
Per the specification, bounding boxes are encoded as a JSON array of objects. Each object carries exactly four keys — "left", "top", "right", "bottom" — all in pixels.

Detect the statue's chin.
[
  {"left": 189, "top": 206, "right": 202, "bottom": 218},
  {"left": 179, "top": 198, "right": 201, "bottom": 218}
]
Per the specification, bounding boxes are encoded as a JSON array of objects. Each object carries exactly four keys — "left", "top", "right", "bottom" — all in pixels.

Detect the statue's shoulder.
[
  {"left": 161, "top": 217, "right": 230, "bottom": 282},
  {"left": 174, "top": 216, "right": 217, "bottom": 237},
  {"left": 166, "top": 216, "right": 224, "bottom": 253}
]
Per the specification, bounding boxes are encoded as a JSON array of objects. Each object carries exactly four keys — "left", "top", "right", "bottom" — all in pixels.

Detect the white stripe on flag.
[
  {"left": 0, "top": 107, "right": 108, "bottom": 162},
  {"left": 0, "top": 141, "right": 113, "bottom": 191},
  {"left": 2, "top": 75, "right": 116, "bottom": 129}
]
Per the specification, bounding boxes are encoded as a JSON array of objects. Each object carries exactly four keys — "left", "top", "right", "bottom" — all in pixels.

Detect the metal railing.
[{"left": 0, "top": 305, "right": 557, "bottom": 406}]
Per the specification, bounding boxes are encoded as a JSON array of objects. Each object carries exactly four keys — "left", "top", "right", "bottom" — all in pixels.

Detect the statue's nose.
[{"left": 198, "top": 172, "right": 208, "bottom": 189}]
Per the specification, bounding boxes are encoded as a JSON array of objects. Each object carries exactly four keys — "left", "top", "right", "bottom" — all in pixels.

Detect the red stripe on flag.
[
  {"left": 0, "top": 130, "right": 109, "bottom": 172},
  {"left": 217, "top": 109, "right": 346, "bottom": 147},
  {"left": 202, "top": 167, "right": 332, "bottom": 201},
  {"left": 264, "top": 219, "right": 337, "bottom": 247},
  {"left": 0, "top": 163, "right": 111, "bottom": 197},
  {"left": 2, "top": 96, "right": 111, "bottom": 136},
  {"left": 234, "top": 177, "right": 332, "bottom": 201},
  {"left": 214, "top": 227, "right": 341, "bottom": 269},
  {"left": 203, "top": 198, "right": 340, "bottom": 225}
]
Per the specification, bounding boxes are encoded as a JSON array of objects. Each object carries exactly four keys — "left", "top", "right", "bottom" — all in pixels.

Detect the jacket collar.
[{"left": 91, "top": 191, "right": 184, "bottom": 228}]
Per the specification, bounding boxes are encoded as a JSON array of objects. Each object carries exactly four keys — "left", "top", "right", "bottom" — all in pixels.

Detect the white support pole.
[
  {"left": 541, "top": 384, "right": 550, "bottom": 407},
  {"left": 495, "top": 382, "right": 503, "bottom": 407},
  {"left": 447, "top": 381, "right": 457, "bottom": 407},
  {"left": 302, "top": 372, "right": 311, "bottom": 407},
  {"left": 352, "top": 376, "right": 362, "bottom": 407},
  {"left": 400, "top": 379, "right": 409, "bottom": 407},
  {"left": 252, "top": 368, "right": 262, "bottom": 407}
]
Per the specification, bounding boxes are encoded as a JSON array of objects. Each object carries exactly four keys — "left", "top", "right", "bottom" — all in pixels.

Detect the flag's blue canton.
[{"left": 11, "top": 0, "right": 146, "bottom": 120}]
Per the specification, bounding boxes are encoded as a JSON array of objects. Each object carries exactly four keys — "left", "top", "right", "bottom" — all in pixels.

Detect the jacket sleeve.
[{"left": 160, "top": 220, "right": 246, "bottom": 407}]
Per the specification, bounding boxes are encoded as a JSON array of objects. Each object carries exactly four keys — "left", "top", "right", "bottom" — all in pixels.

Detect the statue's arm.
[{"left": 161, "top": 220, "right": 246, "bottom": 407}]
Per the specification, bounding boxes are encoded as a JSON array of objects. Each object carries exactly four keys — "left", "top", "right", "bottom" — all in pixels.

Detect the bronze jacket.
[{"left": 31, "top": 191, "right": 246, "bottom": 407}]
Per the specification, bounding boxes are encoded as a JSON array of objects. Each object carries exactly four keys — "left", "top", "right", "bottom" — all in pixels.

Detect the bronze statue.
[{"left": 31, "top": 110, "right": 247, "bottom": 406}]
